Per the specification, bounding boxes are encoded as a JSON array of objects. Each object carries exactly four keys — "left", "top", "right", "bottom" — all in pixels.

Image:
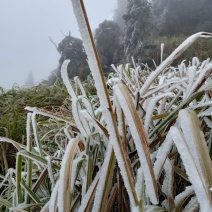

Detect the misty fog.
[{"left": 0, "top": 0, "right": 115, "bottom": 89}]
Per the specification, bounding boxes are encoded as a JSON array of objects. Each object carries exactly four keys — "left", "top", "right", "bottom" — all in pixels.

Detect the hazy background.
[{"left": 0, "top": 0, "right": 116, "bottom": 89}]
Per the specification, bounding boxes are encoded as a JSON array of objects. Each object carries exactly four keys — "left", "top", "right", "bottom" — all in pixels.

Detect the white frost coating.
[
  {"left": 49, "top": 181, "right": 59, "bottom": 212},
  {"left": 80, "top": 110, "right": 104, "bottom": 135},
  {"left": 170, "top": 126, "right": 212, "bottom": 211},
  {"left": 26, "top": 113, "right": 32, "bottom": 151},
  {"left": 179, "top": 110, "right": 204, "bottom": 180},
  {"left": 25, "top": 106, "right": 76, "bottom": 126},
  {"left": 158, "top": 76, "right": 167, "bottom": 86},
  {"left": 135, "top": 168, "right": 143, "bottom": 201},
  {"left": 25, "top": 112, "right": 33, "bottom": 202},
  {"left": 182, "top": 196, "right": 199, "bottom": 212},
  {"left": 71, "top": 0, "right": 139, "bottom": 208},
  {"left": 92, "top": 144, "right": 113, "bottom": 211},
  {"left": 78, "top": 171, "right": 100, "bottom": 212},
  {"left": 71, "top": 0, "right": 109, "bottom": 110},
  {"left": 33, "top": 147, "right": 39, "bottom": 153},
  {"left": 199, "top": 58, "right": 210, "bottom": 71},
  {"left": 158, "top": 97, "right": 166, "bottom": 115},
  {"left": 189, "top": 101, "right": 212, "bottom": 109},
  {"left": 198, "top": 107, "right": 212, "bottom": 117},
  {"left": 162, "top": 160, "right": 173, "bottom": 198},
  {"left": 143, "top": 98, "right": 151, "bottom": 112},
  {"left": 139, "top": 32, "right": 212, "bottom": 96},
  {"left": 142, "top": 78, "right": 186, "bottom": 99},
  {"left": 107, "top": 77, "right": 121, "bottom": 85},
  {"left": 134, "top": 68, "right": 141, "bottom": 90},
  {"left": 72, "top": 98, "right": 89, "bottom": 137},
  {"left": 67, "top": 7, "right": 137, "bottom": 204},
  {"left": 57, "top": 138, "right": 79, "bottom": 212},
  {"left": 178, "top": 64, "right": 184, "bottom": 78},
  {"left": 144, "top": 92, "right": 174, "bottom": 133},
  {"left": 153, "top": 132, "right": 173, "bottom": 179},
  {"left": 0, "top": 168, "right": 14, "bottom": 188},
  {"left": 61, "top": 60, "right": 77, "bottom": 99},
  {"left": 114, "top": 85, "right": 158, "bottom": 204},
  {"left": 200, "top": 79, "right": 212, "bottom": 92},
  {"left": 192, "top": 57, "right": 200, "bottom": 66},
  {"left": 113, "top": 94, "right": 124, "bottom": 136},
  {"left": 123, "top": 70, "right": 134, "bottom": 87},
  {"left": 46, "top": 156, "right": 55, "bottom": 188},
  {"left": 70, "top": 158, "right": 83, "bottom": 193},
  {"left": 74, "top": 76, "right": 87, "bottom": 97},
  {"left": 81, "top": 175, "right": 87, "bottom": 198},
  {"left": 110, "top": 64, "right": 118, "bottom": 73},
  {"left": 64, "top": 127, "right": 73, "bottom": 141},
  {"left": 185, "top": 66, "right": 197, "bottom": 99},
  {"left": 79, "top": 96, "right": 95, "bottom": 117},
  {"left": 131, "top": 206, "right": 140, "bottom": 212},
  {"left": 204, "top": 117, "right": 212, "bottom": 129},
  {"left": 118, "top": 64, "right": 124, "bottom": 80},
  {"left": 31, "top": 112, "right": 41, "bottom": 155},
  {"left": 174, "top": 185, "right": 194, "bottom": 206},
  {"left": 144, "top": 205, "right": 167, "bottom": 212},
  {"left": 40, "top": 202, "right": 50, "bottom": 212},
  {"left": 77, "top": 109, "right": 91, "bottom": 136},
  {"left": 186, "top": 62, "right": 212, "bottom": 97},
  {"left": 103, "top": 110, "right": 138, "bottom": 207}
]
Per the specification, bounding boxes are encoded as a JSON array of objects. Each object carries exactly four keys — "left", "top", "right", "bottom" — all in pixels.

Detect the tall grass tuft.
[{"left": 0, "top": 0, "right": 212, "bottom": 211}]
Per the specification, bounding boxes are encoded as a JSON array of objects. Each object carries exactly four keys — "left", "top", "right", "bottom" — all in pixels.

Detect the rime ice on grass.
[
  {"left": 78, "top": 171, "right": 100, "bottom": 212},
  {"left": 153, "top": 132, "right": 173, "bottom": 179},
  {"left": 57, "top": 138, "right": 80, "bottom": 212},
  {"left": 139, "top": 32, "right": 212, "bottom": 96},
  {"left": 71, "top": 0, "right": 140, "bottom": 208},
  {"left": 114, "top": 84, "right": 158, "bottom": 204},
  {"left": 144, "top": 92, "right": 174, "bottom": 133},
  {"left": 187, "top": 63, "right": 212, "bottom": 97},
  {"left": 174, "top": 186, "right": 194, "bottom": 206},
  {"left": 49, "top": 181, "right": 59, "bottom": 212},
  {"left": 135, "top": 168, "right": 143, "bottom": 201},
  {"left": 61, "top": 60, "right": 77, "bottom": 99},
  {"left": 31, "top": 112, "right": 42, "bottom": 155},
  {"left": 70, "top": 0, "right": 109, "bottom": 110},
  {"left": 92, "top": 144, "right": 113, "bottom": 211},
  {"left": 170, "top": 126, "right": 212, "bottom": 211}
]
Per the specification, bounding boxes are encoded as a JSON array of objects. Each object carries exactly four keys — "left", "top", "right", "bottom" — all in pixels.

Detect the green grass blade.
[
  {"left": 0, "top": 197, "right": 12, "bottom": 208},
  {"left": 16, "top": 154, "right": 23, "bottom": 204},
  {"left": 21, "top": 180, "right": 41, "bottom": 204},
  {"left": 18, "top": 150, "right": 60, "bottom": 170}
]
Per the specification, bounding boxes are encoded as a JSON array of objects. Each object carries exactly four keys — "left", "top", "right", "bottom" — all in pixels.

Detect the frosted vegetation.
[{"left": 1, "top": 0, "right": 212, "bottom": 211}]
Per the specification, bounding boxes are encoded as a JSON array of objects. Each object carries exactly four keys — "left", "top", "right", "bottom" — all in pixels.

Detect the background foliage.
[{"left": 46, "top": 0, "right": 212, "bottom": 85}]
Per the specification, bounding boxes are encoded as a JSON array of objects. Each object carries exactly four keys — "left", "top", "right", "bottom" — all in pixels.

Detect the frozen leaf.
[
  {"left": 170, "top": 109, "right": 212, "bottom": 211},
  {"left": 114, "top": 84, "right": 158, "bottom": 204}
]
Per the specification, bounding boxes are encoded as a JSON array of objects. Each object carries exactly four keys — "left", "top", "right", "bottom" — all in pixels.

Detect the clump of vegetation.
[
  {"left": 0, "top": 81, "right": 70, "bottom": 175},
  {"left": 149, "top": 35, "right": 212, "bottom": 67},
  {"left": 0, "top": 1, "right": 212, "bottom": 211},
  {"left": 0, "top": 76, "right": 96, "bottom": 176},
  {"left": 0, "top": 81, "right": 69, "bottom": 140}
]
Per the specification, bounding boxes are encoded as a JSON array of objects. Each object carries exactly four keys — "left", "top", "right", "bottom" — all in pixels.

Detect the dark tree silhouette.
[
  {"left": 47, "top": 34, "right": 90, "bottom": 85},
  {"left": 95, "top": 20, "right": 124, "bottom": 72}
]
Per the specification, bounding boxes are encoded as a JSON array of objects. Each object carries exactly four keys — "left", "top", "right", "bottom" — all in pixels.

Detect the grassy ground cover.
[{"left": 0, "top": 1, "right": 212, "bottom": 211}]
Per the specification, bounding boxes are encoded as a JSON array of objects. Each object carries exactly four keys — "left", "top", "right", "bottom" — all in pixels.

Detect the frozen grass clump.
[{"left": 0, "top": 0, "right": 212, "bottom": 211}]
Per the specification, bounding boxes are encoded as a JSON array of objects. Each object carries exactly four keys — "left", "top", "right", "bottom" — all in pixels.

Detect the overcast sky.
[{"left": 0, "top": 0, "right": 116, "bottom": 89}]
